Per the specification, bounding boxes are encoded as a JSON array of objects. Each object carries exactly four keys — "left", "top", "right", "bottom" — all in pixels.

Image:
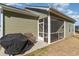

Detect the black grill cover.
[{"left": 0, "top": 33, "right": 34, "bottom": 56}]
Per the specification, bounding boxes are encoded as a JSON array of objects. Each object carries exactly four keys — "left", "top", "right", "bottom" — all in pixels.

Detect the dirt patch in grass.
[{"left": 25, "top": 33, "right": 79, "bottom": 56}]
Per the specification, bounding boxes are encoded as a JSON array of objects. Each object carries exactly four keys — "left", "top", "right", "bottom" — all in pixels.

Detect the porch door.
[
  {"left": 38, "top": 19, "right": 44, "bottom": 41},
  {"left": 38, "top": 18, "right": 48, "bottom": 42}
]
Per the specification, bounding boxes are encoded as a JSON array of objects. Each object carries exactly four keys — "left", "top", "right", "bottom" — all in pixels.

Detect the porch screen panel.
[
  {"left": 51, "top": 16, "right": 64, "bottom": 42},
  {"left": 39, "top": 18, "right": 48, "bottom": 42},
  {"left": 39, "top": 24, "right": 43, "bottom": 32},
  {"left": 44, "top": 18, "right": 48, "bottom": 42},
  {"left": 39, "top": 19, "right": 44, "bottom": 38}
]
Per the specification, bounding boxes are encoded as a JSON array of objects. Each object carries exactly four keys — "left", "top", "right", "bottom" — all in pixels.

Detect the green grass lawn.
[
  {"left": 25, "top": 46, "right": 48, "bottom": 56},
  {"left": 25, "top": 34, "right": 79, "bottom": 56}
]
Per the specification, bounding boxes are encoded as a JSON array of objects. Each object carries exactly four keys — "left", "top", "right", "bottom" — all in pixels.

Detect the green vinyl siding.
[
  {"left": 65, "top": 21, "right": 74, "bottom": 37},
  {"left": 4, "top": 11, "right": 38, "bottom": 39}
]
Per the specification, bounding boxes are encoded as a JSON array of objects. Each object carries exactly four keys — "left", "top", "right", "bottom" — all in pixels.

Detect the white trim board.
[
  {"left": 48, "top": 13, "right": 51, "bottom": 44},
  {"left": 0, "top": 7, "right": 3, "bottom": 38},
  {"left": 64, "top": 21, "right": 66, "bottom": 38}
]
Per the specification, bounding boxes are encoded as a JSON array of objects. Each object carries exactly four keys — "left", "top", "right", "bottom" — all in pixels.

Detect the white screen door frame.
[{"left": 38, "top": 18, "right": 44, "bottom": 41}]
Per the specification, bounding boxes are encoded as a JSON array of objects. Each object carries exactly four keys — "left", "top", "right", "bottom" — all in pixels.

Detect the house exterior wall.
[
  {"left": 64, "top": 21, "right": 75, "bottom": 37},
  {"left": 4, "top": 11, "right": 38, "bottom": 39}
]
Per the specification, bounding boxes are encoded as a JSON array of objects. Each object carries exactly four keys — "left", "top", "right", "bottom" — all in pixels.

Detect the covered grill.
[{"left": 0, "top": 33, "right": 36, "bottom": 56}]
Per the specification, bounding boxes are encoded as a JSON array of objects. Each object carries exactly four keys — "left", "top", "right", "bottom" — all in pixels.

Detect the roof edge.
[
  {"left": 25, "top": 7, "right": 76, "bottom": 23},
  {"left": 0, "top": 3, "right": 39, "bottom": 18}
]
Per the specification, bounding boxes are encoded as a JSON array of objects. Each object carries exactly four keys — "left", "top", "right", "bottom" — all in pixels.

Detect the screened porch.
[{"left": 38, "top": 15, "right": 64, "bottom": 44}]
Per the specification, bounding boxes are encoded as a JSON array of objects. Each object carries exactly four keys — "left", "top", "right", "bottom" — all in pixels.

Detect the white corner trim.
[
  {"left": 74, "top": 24, "right": 75, "bottom": 35},
  {"left": 37, "top": 19, "right": 39, "bottom": 41},
  {"left": 64, "top": 21, "right": 66, "bottom": 38},
  {"left": 0, "top": 7, "right": 3, "bottom": 38},
  {"left": 48, "top": 13, "right": 51, "bottom": 44},
  {"left": 43, "top": 18, "right": 44, "bottom": 41}
]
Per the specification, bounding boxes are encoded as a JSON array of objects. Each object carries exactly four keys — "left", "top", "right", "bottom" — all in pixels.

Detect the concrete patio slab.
[
  {"left": 22, "top": 40, "right": 48, "bottom": 55},
  {"left": 0, "top": 45, "right": 9, "bottom": 56}
]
